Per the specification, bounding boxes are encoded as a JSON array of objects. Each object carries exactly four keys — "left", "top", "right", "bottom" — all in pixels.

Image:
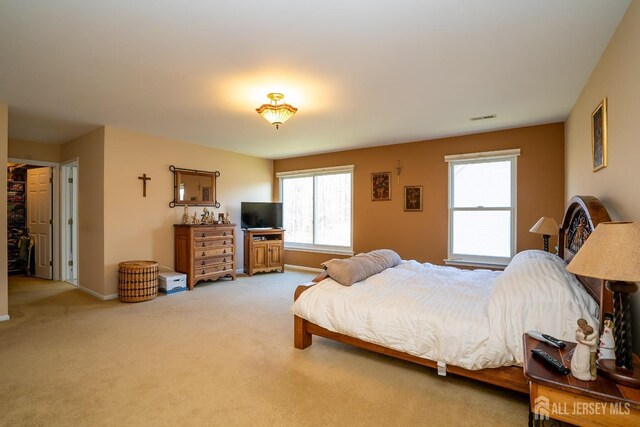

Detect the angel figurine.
[{"left": 191, "top": 211, "right": 200, "bottom": 224}]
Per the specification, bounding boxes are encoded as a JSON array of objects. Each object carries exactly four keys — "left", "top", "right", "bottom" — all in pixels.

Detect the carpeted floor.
[{"left": 0, "top": 270, "right": 529, "bottom": 426}]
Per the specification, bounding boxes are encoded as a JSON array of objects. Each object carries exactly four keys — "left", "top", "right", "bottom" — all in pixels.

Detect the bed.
[{"left": 291, "top": 195, "right": 612, "bottom": 393}]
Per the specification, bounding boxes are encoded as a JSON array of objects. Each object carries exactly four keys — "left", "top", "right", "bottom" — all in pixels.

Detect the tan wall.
[
  {"left": 275, "top": 123, "right": 565, "bottom": 269},
  {"left": 102, "top": 126, "right": 273, "bottom": 295},
  {"left": 565, "top": 0, "right": 640, "bottom": 351},
  {"left": 0, "top": 105, "right": 8, "bottom": 319},
  {"left": 60, "top": 128, "right": 106, "bottom": 297},
  {"left": 8, "top": 138, "right": 61, "bottom": 163},
  {"left": 566, "top": 1, "right": 640, "bottom": 221}
]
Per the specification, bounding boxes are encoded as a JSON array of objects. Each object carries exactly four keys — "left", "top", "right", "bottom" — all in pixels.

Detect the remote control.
[
  {"left": 531, "top": 349, "right": 570, "bottom": 375},
  {"left": 526, "top": 330, "right": 566, "bottom": 348}
]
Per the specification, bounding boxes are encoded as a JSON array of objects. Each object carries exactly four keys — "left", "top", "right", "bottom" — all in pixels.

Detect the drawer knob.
[
  {"left": 201, "top": 233, "right": 205, "bottom": 237},
  {"left": 202, "top": 270, "right": 206, "bottom": 275},
  {"left": 223, "top": 249, "right": 227, "bottom": 254},
  {"left": 223, "top": 258, "right": 226, "bottom": 262},
  {"left": 223, "top": 232, "right": 227, "bottom": 236},
  {"left": 223, "top": 241, "right": 226, "bottom": 245},
  {"left": 202, "top": 242, "right": 205, "bottom": 247},
  {"left": 202, "top": 252, "right": 205, "bottom": 256},
  {"left": 201, "top": 261, "right": 205, "bottom": 265}
]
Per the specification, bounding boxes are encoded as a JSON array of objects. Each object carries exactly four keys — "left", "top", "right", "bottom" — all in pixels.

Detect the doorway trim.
[
  {"left": 8, "top": 158, "right": 60, "bottom": 281},
  {"left": 61, "top": 159, "right": 79, "bottom": 286}
]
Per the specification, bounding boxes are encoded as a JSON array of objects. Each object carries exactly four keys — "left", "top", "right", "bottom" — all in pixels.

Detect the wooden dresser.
[{"left": 174, "top": 224, "right": 236, "bottom": 290}]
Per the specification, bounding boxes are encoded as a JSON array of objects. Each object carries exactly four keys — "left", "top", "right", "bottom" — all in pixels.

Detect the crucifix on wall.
[{"left": 138, "top": 173, "right": 151, "bottom": 197}]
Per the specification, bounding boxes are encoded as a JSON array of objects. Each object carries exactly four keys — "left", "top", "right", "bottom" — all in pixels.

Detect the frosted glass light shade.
[
  {"left": 529, "top": 217, "right": 559, "bottom": 236},
  {"left": 256, "top": 93, "right": 298, "bottom": 129},
  {"left": 566, "top": 222, "right": 640, "bottom": 282}
]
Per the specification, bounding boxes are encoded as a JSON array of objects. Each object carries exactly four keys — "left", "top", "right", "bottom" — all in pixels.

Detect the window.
[
  {"left": 445, "top": 149, "right": 519, "bottom": 267},
  {"left": 277, "top": 166, "right": 354, "bottom": 254}
]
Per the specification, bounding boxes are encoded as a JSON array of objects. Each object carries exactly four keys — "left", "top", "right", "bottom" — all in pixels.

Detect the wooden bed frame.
[{"left": 293, "top": 195, "right": 612, "bottom": 394}]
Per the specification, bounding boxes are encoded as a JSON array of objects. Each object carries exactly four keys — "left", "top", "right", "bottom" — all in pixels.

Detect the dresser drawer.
[
  {"left": 194, "top": 255, "right": 232, "bottom": 267},
  {"left": 194, "top": 263, "right": 235, "bottom": 278},
  {"left": 193, "top": 228, "right": 234, "bottom": 239},
  {"left": 193, "top": 236, "right": 234, "bottom": 248},
  {"left": 194, "top": 246, "right": 234, "bottom": 258}
]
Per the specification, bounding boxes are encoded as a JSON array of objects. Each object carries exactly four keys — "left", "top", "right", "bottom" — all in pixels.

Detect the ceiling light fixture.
[{"left": 256, "top": 93, "right": 298, "bottom": 129}]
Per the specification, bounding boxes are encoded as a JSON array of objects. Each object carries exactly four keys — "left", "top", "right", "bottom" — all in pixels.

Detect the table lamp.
[
  {"left": 566, "top": 221, "right": 640, "bottom": 388},
  {"left": 529, "top": 217, "right": 559, "bottom": 252}
]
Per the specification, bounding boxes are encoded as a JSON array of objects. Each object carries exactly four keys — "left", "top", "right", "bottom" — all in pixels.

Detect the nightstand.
[{"left": 523, "top": 334, "right": 640, "bottom": 426}]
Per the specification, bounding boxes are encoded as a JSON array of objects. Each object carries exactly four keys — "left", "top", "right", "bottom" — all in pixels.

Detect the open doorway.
[
  {"left": 61, "top": 160, "right": 78, "bottom": 286},
  {"left": 7, "top": 160, "right": 60, "bottom": 281}
]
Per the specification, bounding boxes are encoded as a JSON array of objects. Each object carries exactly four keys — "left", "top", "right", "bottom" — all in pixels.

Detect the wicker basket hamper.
[{"left": 118, "top": 260, "right": 159, "bottom": 302}]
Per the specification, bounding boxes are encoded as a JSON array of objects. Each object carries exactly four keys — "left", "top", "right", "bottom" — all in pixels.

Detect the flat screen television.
[{"left": 241, "top": 202, "right": 283, "bottom": 229}]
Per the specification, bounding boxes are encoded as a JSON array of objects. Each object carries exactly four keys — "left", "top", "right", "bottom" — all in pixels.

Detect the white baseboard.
[
  {"left": 79, "top": 286, "right": 118, "bottom": 301},
  {"left": 0, "top": 314, "right": 10, "bottom": 322},
  {"left": 284, "top": 264, "right": 323, "bottom": 273}
]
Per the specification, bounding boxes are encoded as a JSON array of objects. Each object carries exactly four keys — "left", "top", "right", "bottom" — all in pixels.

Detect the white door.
[{"left": 27, "top": 167, "right": 53, "bottom": 279}]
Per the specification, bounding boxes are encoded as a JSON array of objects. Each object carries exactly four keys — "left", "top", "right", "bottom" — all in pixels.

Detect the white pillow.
[{"left": 487, "top": 250, "right": 599, "bottom": 365}]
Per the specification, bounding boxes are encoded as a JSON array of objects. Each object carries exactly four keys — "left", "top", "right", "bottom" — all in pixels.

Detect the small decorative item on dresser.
[
  {"left": 191, "top": 211, "right": 200, "bottom": 224},
  {"left": 571, "top": 318, "right": 598, "bottom": 381},
  {"left": 201, "top": 207, "right": 210, "bottom": 224},
  {"left": 599, "top": 313, "right": 616, "bottom": 360},
  {"left": 118, "top": 260, "right": 159, "bottom": 302},
  {"left": 182, "top": 205, "right": 190, "bottom": 225}
]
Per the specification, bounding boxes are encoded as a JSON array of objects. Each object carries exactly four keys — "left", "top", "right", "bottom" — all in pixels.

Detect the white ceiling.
[{"left": 0, "top": 0, "right": 631, "bottom": 159}]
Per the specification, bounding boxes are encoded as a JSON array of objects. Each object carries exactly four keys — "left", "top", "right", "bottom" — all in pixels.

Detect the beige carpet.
[{"left": 0, "top": 271, "right": 528, "bottom": 426}]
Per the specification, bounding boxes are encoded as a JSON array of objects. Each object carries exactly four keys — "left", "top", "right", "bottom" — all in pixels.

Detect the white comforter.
[{"left": 291, "top": 250, "right": 599, "bottom": 370}]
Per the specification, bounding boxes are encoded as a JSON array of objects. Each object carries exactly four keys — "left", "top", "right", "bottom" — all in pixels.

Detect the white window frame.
[
  {"left": 444, "top": 149, "right": 520, "bottom": 268},
  {"left": 277, "top": 165, "right": 354, "bottom": 255}
]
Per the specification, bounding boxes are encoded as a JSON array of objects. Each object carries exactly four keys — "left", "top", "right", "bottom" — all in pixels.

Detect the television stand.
[{"left": 243, "top": 229, "right": 285, "bottom": 276}]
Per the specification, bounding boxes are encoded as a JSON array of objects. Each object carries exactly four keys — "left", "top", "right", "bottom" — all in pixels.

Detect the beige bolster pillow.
[{"left": 321, "top": 249, "right": 402, "bottom": 286}]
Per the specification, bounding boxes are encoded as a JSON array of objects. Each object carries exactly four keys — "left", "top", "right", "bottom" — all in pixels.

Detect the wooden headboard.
[{"left": 558, "top": 195, "right": 612, "bottom": 325}]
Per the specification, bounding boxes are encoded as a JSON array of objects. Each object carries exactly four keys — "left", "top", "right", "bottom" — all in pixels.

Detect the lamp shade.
[
  {"left": 529, "top": 217, "right": 559, "bottom": 236},
  {"left": 566, "top": 222, "right": 640, "bottom": 282}
]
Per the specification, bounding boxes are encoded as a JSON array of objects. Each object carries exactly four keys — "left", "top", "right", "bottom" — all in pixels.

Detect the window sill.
[
  {"left": 285, "top": 246, "right": 354, "bottom": 256},
  {"left": 443, "top": 259, "right": 508, "bottom": 270}
]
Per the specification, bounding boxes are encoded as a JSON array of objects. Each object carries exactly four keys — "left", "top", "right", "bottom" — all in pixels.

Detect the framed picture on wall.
[
  {"left": 591, "top": 97, "right": 607, "bottom": 172},
  {"left": 404, "top": 186, "right": 423, "bottom": 211},
  {"left": 371, "top": 172, "right": 391, "bottom": 201}
]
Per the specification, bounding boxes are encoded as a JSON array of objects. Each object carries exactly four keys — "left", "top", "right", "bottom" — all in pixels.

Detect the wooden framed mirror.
[{"left": 169, "top": 165, "right": 220, "bottom": 208}]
